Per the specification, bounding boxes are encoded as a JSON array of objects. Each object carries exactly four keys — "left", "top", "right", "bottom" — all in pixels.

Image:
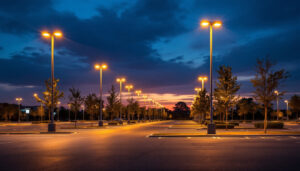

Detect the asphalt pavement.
[{"left": 0, "top": 120, "right": 299, "bottom": 171}]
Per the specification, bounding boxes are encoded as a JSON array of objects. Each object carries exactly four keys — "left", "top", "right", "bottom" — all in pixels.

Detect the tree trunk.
[
  {"left": 264, "top": 105, "right": 268, "bottom": 134},
  {"left": 252, "top": 112, "right": 255, "bottom": 121},
  {"left": 225, "top": 107, "right": 228, "bottom": 130}
]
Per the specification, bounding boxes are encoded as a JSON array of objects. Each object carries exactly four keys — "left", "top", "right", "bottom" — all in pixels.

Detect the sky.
[{"left": 0, "top": 0, "right": 299, "bottom": 109}]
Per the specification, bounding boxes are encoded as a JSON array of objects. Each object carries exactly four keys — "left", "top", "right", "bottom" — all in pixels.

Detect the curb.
[
  {"left": 0, "top": 132, "right": 76, "bottom": 135},
  {"left": 149, "top": 134, "right": 300, "bottom": 138}
]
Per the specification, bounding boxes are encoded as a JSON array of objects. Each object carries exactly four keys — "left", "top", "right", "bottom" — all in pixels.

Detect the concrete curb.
[
  {"left": 149, "top": 134, "right": 300, "bottom": 138},
  {"left": 0, "top": 132, "right": 75, "bottom": 135}
]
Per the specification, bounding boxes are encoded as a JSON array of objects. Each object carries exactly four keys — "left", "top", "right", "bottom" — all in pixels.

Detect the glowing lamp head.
[
  {"left": 33, "top": 93, "right": 38, "bottom": 97},
  {"left": 94, "top": 64, "right": 100, "bottom": 70},
  {"left": 58, "top": 101, "right": 61, "bottom": 105},
  {"left": 284, "top": 100, "right": 288, "bottom": 103},
  {"left": 116, "top": 77, "right": 126, "bottom": 83},
  {"left": 274, "top": 90, "right": 278, "bottom": 94},
  {"left": 213, "top": 21, "right": 222, "bottom": 27},
  {"left": 42, "top": 32, "right": 50, "bottom": 38},
  {"left": 102, "top": 64, "right": 107, "bottom": 69},
  {"left": 200, "top": 20, "right": 210, "bottom": 27},
  {"left": 53, "top": 31, "right": 62, "bottom": 37}
]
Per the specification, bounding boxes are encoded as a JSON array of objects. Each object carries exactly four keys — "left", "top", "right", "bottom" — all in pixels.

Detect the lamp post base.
[
  {"left": 48, "top": 123, "right": 56, "bottom": 132},
  {"left": 98, "top": 120, "right": 104, "bottom": 126},
  {"left": 207, "top": 123, "right": 216, "bottom": 134}
]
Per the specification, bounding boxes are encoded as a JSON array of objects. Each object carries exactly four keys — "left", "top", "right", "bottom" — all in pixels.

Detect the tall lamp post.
[
  {"left": 125, "top": 84, "right": 134, "bottom": 98},
  {"left": 16, "top": 97, "right": 23, "bottom": 123},
  {"left": 274, "top": 90, "right": 279, "bottom": 120},
  {"left": 198, "top": 76, "right": 208, "bottom": 90},
  {"left": 116, "top": 77, "right": 126, "bottom": 121},
  {"left": 81, "top": 104, "right": 85, "bottom": 120},
  {"left": 200, "top": 20, "right": 222, "bottom": 134},
  {"left": 57, "top": 101, "right": 61, "bottom": 121},
  {"left": 42, "top": 30, "right": 63, "bottom": 132},
  {"left": 95, "top": 64, "right": 108, "bottom": 126},
  {"left": 194, "top": 87, "right": 202, "bottom": 96},
  {"left": 284, "top": 100, "right": 289, "bottom": 120}
]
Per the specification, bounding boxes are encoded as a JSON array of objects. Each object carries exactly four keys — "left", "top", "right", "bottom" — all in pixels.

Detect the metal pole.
[
  {"left": 100, "top": 69, "right": 103, "bottom": 121},
  {"left": 119, "top": 81, "right": 122, "bottom": 120},
  {"left": 18, "top": 102, "right": 21, "bottom": 122},
  {"left": 276, "top": 95, "right": 279, "bottom": 120},
  {"left": 287, "top": 102, "right": 289, "bottom": 120},
  {"left": 202, "top": 80, "right": 204, "bottom": 90},
  {"left": 48, "top": 35, "right": 56, "bottom": 132},
  {"left": 208, "top": 24, "right": 216, "bottom": 134}
]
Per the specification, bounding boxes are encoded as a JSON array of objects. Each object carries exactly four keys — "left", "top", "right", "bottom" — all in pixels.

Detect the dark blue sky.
[{"left": 0, "top": 0, "right": 299, "bottom": 107}]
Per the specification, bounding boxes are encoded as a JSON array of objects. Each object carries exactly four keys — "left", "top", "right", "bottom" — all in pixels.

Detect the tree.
[
  {"left": 84, "top": 93, "right": 100, "bottom": 120},
  {"left": 237, "top": 98, "right": 258, "bottom": 121},
  {"left": 172, "top": 102, "right": 190, "bottom": 119},
  {"left": 0, "top": 103, "right": 17, "bottom": 121},
  {"left": 191, "top": 89, "right": 210, "bottom": 123},
  {"left": 69, "top": 87, "right": 84, "bottom": 120},
  {"left": 106, "top": 85, "right": 121, "bottom": 120},
  {"left": 290, "top": 95, "right": 300, "bottom": 120},
  {"left": 214, "top": 66, "right": 240, "bottom": 125},
  {"left": 251, "top": 58, "right": 288, "bottom": 133},
  {"left": 34, "top": 78, "right": 64, "bottom": 120}
]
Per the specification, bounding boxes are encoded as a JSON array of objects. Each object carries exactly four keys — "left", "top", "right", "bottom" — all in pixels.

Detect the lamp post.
[
  {"left": 68, "top": 103, "right": 71, "bottom": 121},
  {"left": 194, "top": 87, "right": 202, "bottom": 96},
  {"left": 198, "top": 76, "right": 208, "bottom": 90},
  {"left": 33, "top": 93, "right": 44, "bottom": 122},
  {"left": 41, "top": 30, "right": 63, "bottom": 132},
  {"left": 15, "top": 97, "right": 23, "bottom": 123},
  {"left": 200, "top": 20, "right": 222, "bottom": 134},
  {"left": 57, "top": 101, "right": 61, "bottom": 121},
  {"left": 95, "top": 64, "right": 108, "bottom": 126},
  {"left": 135, "top": 90, "right": 142, "bottom": 121},
  {"left": 274, "top": 90, "right": 279, "bottom": 120},
  {"left": 284, "top": 100, "right": 289, "bottom": 120},
  {"left": 125, "top": 84, "right": 134, "bottom": 98},
  {"left": 81, "top": 104, "right": 85, "bottom": 120},
  {"left": 116, "top": 77, "right": 126, "bottom": 121}
]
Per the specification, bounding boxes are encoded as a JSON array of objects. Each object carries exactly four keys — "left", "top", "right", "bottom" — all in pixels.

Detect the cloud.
[{"left": 0, "top": 82, "right": 35, "bottom": 91}]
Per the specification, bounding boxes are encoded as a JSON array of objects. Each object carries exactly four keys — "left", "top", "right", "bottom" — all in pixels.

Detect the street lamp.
[
  {"left": 15, "top": 97, "right": 23, "bottom": 122},
  {"left": 81, "top": 104, "right": 85, "bottom": 121},
  {"left": 94, "top": 63, "right": 108, "bottom": 126},
  {"left": 41, "top": 30, "right": 63, "bottom": 132},
  {"left": 116, "top": 77, "right": 126, "bottom": 120},
  {"left": 125, "top": 84, "right": 134, "bottom": 98},
  {"left": 68, "top": 103, "right": 71, "bottom": 121},
  {"left": 143, "top": 95, "right": 148, "bottom": 108},
  {"left": 200, "top": 19, "right": 222, "bottom": 134},
  {"left": 57, "top": 101, "right": 61, "bottom": 121},
  {"left": 198, "top": 76, "right": 208, "bottom": 90},
  {"left": 194, "top": 87, "right": 202, "bottom": 95},
  {"left": 284, "top": 100, "right": 289, "bottom": 120},
  {"left": 274, "top": 90, "right": 279, "bottom": 120}
]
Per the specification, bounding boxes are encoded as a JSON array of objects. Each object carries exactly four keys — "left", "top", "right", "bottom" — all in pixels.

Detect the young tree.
[
  {"left": 214, "top": 66, "right": 240, "bottom": 125},
  {"left": 237, "top": 98, "right": 257, "bottom": 121},
  {"left": 68, "top": 87, "right": 84, "bottom": 120},
  {"left": 106, "top": 85, "right": 121, "bottom": 120},
  {"left": 84, "top": 93, "right": 100, "bottom": 120},
  {"left": 191, "top": 89, "right": 210, "bottom": 123},
  {"left": 34, "top": 78, "right": 64, "bottom": 120},
  {"left": 172, "top": 102, "right": 190, "bottom": 120},
  {"left": 251, "top": 58, "right": 288, "bottom": 133},
  {"left": 290, "top": 95, "right": 300, "bottom": 120}
]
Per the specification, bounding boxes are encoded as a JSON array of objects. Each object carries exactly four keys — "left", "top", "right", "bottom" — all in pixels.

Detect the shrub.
[
  {"left": 254, "top": 122, "right": 284, "bottom": 129},
  {"left": 215, "top": 124, "right": 235, "bottom": 129},
  {"left": 108, "top": 121, "right": 119, "bottom": 126}
]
